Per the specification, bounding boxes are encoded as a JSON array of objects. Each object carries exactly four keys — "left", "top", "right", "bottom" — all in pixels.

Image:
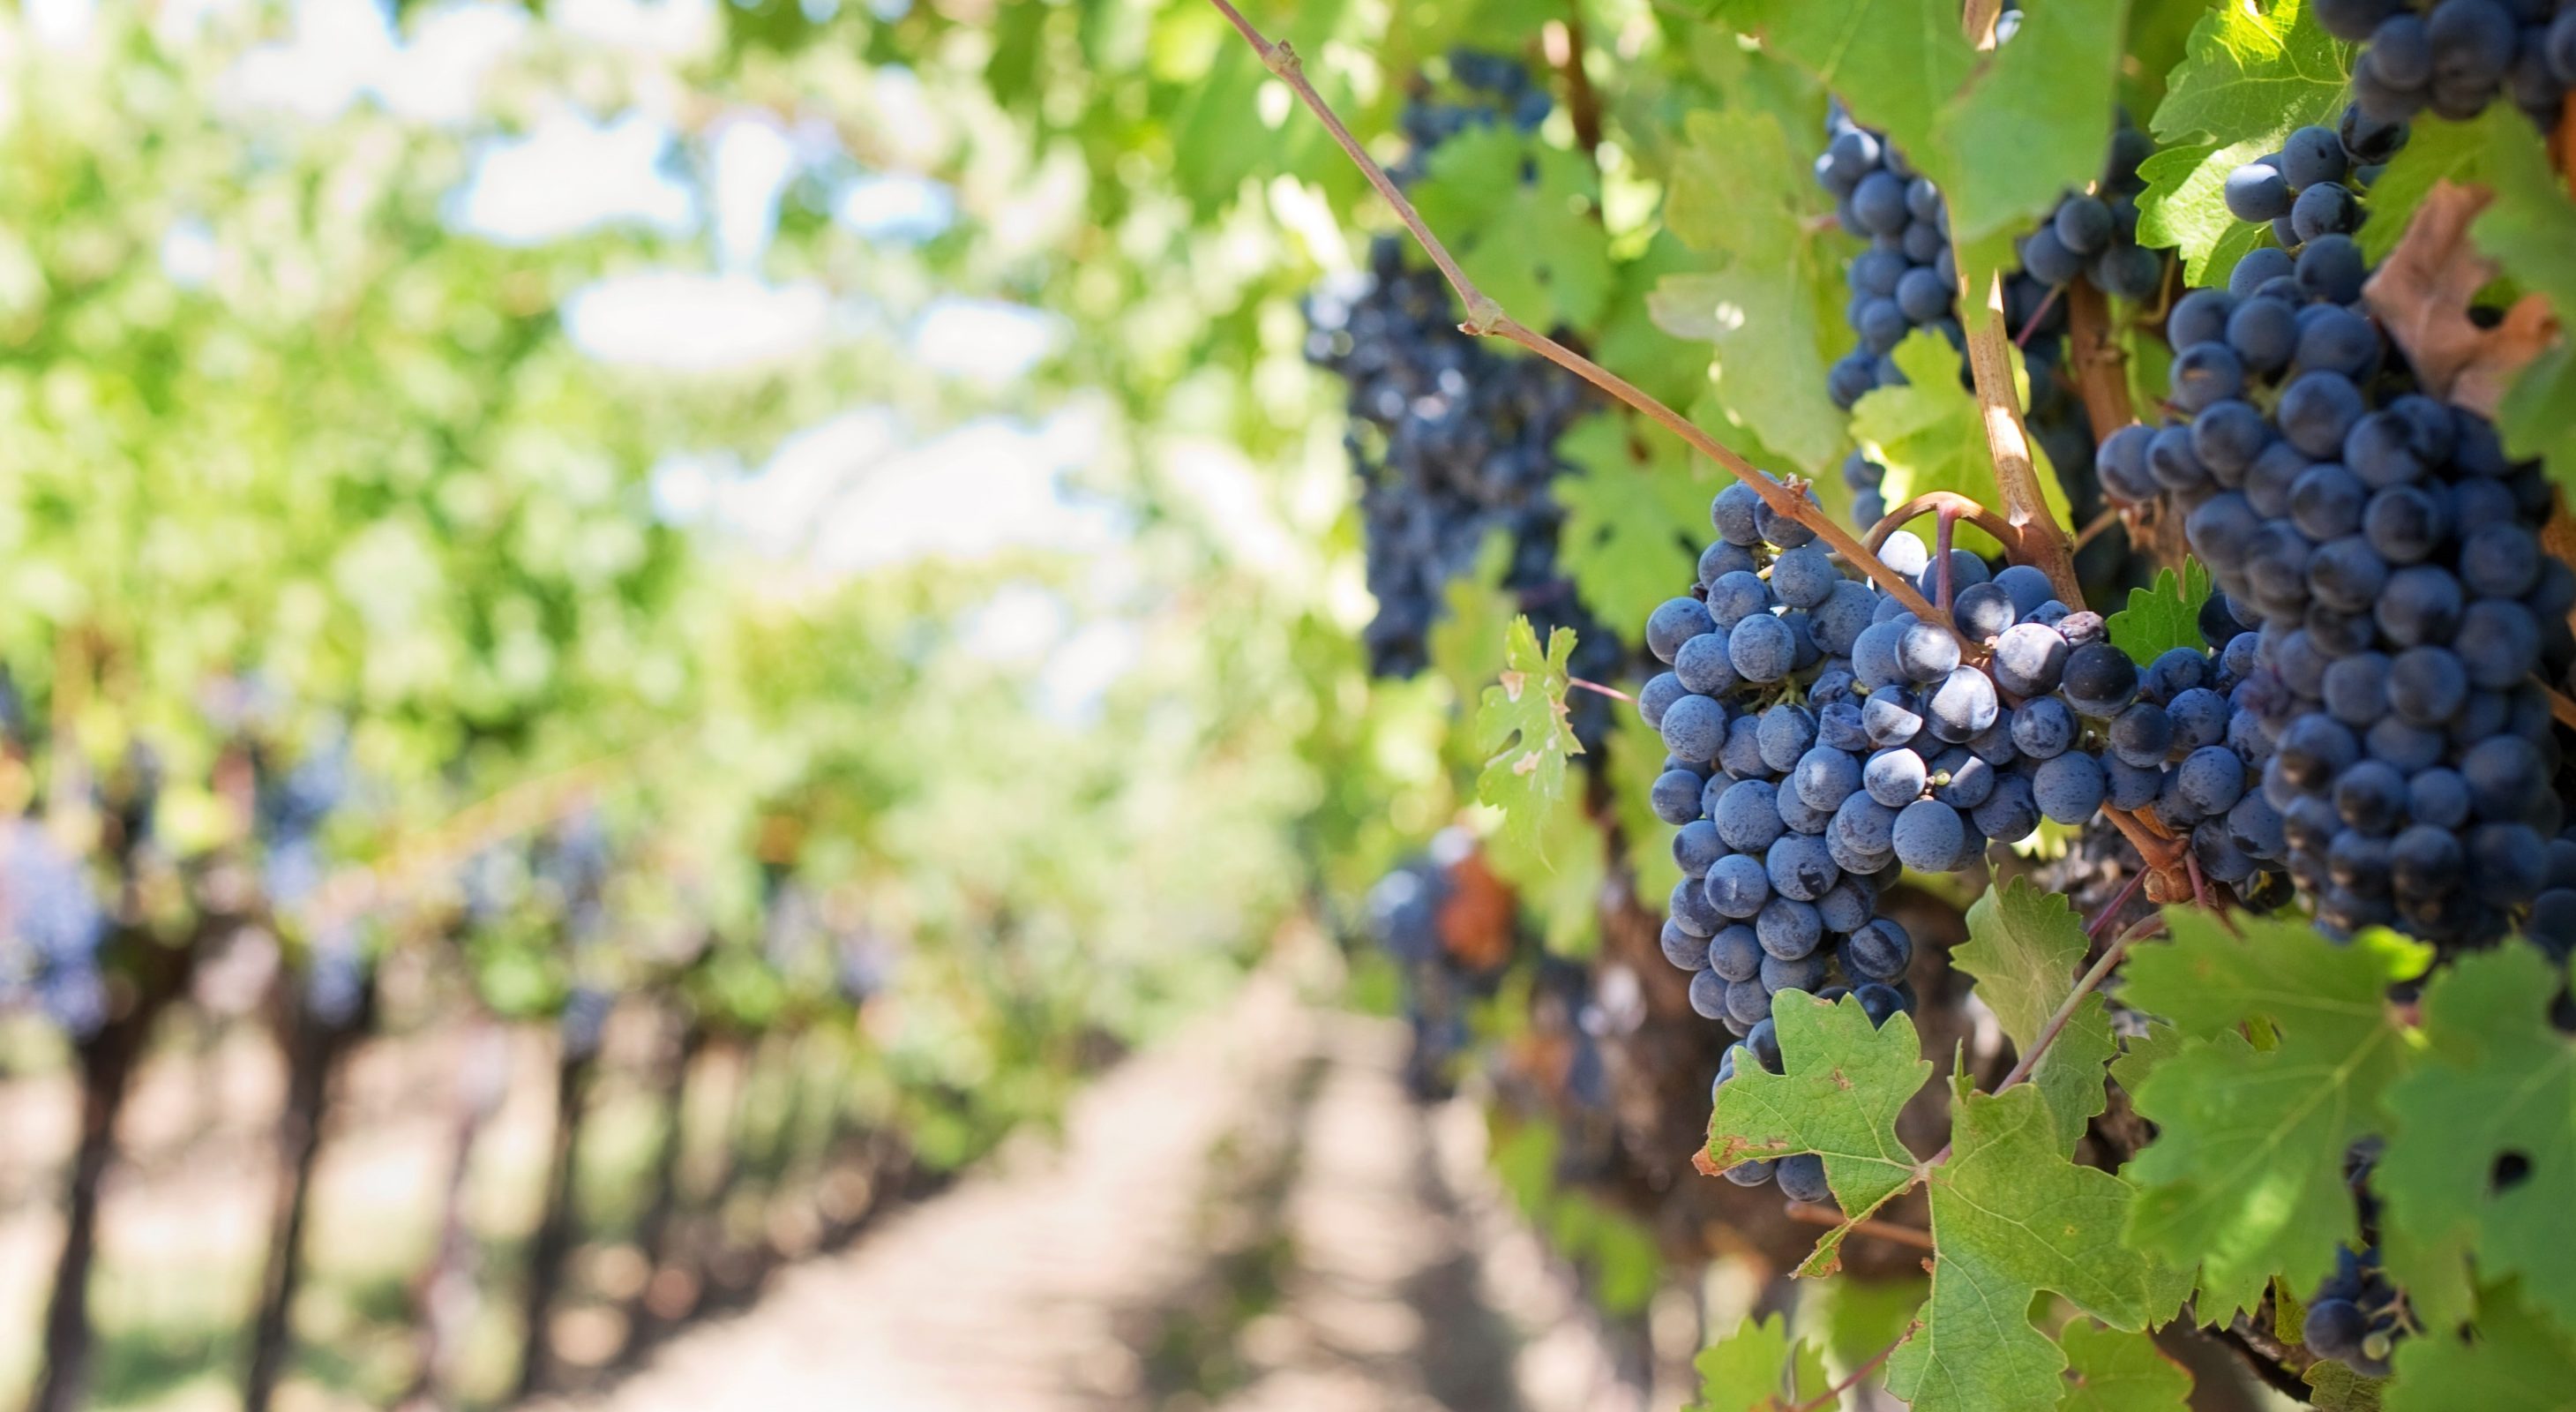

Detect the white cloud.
[
  {"left": 563, "top": 272, "right": 829, "bottom": 370},
  {"left": 453, "top": 108, "right": 697, "bottom": 245},
  {"left": 709, "top": 113, "right": 796, "bottom": 274},
  {"left": 910, "top": 297, "right": 1062, "bottom": 384},
  {"left": 836, "top": 172, "right": 955, "bottom": 244}
]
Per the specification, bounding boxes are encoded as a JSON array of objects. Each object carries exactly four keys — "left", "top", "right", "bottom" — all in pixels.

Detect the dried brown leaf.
[{"left": 2360, "top": 179, "right": 2559, "bottom": 416}]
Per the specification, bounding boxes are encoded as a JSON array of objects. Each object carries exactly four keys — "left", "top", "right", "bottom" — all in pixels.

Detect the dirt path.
[{"left": 550, "top": 973, "right": 1677, "bottom": 1412}]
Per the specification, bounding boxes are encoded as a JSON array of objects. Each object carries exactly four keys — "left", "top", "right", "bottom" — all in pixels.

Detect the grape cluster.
[
  {"left": 2326, "top": 0, "right": 2576, "bottom": 132},
  {"left": 254, "top": 732, "right": 368, "bottom": 1025},
  {"left": 2300, "top": 1141, "right": 2412, "bottom": 1377},
  {"left": 1822, "top": 106, "right": 2162, "bottom": 537},
  {"left": 1643, "top": 477, "right": 2284, "bottom": 1201},
  {"left": 1366, "top": 829, "right": 1512, "bottom": 1098},
  {"left": 2219, "top": 121, "right": 2401, "bottom": 258},
  {"left": 0, "top": 820, "right": 109, "bottom": 1037},
  {"left": 1304, "top": 56, "right": 1624, "bottom": 740},
  {"left": 1815, "top": 111, "right": 1967, "bottom": 412},
  {"left": 2105, "top": 256, "right": 2572, "bottom": 945}
]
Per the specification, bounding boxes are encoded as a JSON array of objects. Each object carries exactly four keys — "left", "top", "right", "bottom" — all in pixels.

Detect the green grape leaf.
[
  {"left": 2056, "top": 1319, "right": 2194, "bottom": 1411},
  {"left": 1883, "top": 1082, "right": 2192, "bottom": 1412},
  {"left": 1689, "top": 1312, "right": 1832, "bottom": 1412},
  {"left": 1599, "top": 232, "right": 1726, "bottom": 413},
  {"left": 1921, "top": 0, "right": 2131, "bottom": 301},
  {"left": 1652, "top": 107, "right": 1847, "bottom": 475},
  {"left": 1707, "top": 0, "right": 1975, "bottom": 152},
  {"left": 2385, "top": 1281, "right": 2576, "bottom": 1412},
  {"left": 2134, "top": 139, "right": 2277, "bottom": 289},
  {"left": 2117, "top": 912, "right": 2433, "bottom": 1320},
  {"left": 1714, "top": 0, "right": 2126, "bottom": 311},
  {"left": 2146, "top": 0, "right": 2348, "bottom": 148},
  {"left": 1853, "top": 331, "right": 2073, "bottom": 555},
  {"left": 2303, "top": 1359, "right": 2388, "bottom": 1412},
  {"left": 1955, "top": 877, "right": 2115, "bottom": 1152},
  {"left": 2105, "top": 560, "right": 2213, "bottom": 666},
  {"left": 1556, "top": 416, "right": 1715, "bottom": 635},
  {"left": 1482, "top": 764, "right": 1606, "bottom": 956},
  {"left": 1704, "top": 992, "right": 1933, "bottom": 1275},
  {"left": 1414, "top": 131, "right": 1613, "bottom": 332},
  {"left": 2498, "top": 344, "right": 2576, "bottom": 503},
  {"left": 1429, "top": 532, "right": 1516, "bottom": 717},
  {"left": 2472, "top": 103, "right": 2576, "bottom": 318},
  {"left": 1474, "top": 615, "right": 1585, "bottom": 859},
  {"left": 2378, "top": 944, "right": 2576, "bottom": 1335},
  {"left": 2132, "top": 0, "right": 2348, "bottom": 287},
  {"left": 1610, "top": 707, "right": 1687, "bottom": 905},
  {"left": 2354, "top": 112, "right": 2494, "bottom": 265},
  {"left": 2109, "top": 1020, "right": 2186, "bottom": 1097}
]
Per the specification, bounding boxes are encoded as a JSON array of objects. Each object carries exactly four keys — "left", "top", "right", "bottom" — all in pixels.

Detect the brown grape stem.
[
  {"left": 1784, "top": 1201, "right": 1934, "bottom": 1251},
  {"left": 1864, "top": 492, "right": 2025, "bottom": 560}
]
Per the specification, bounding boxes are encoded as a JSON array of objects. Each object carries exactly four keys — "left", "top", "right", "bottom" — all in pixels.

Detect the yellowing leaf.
[{"left": 1473, "top": 614, "right": 1585, "bottom": 860}]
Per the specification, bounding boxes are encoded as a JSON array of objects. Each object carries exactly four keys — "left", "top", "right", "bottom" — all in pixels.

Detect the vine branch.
[
  {"left": 1992, "top": 911, "right": 2164, "bottom": 1095},
  {"left": 2064, "top": 280, "right": 2137, "bottom": 445},
  {"left": 1864, "top": 491, "right": 2022, "bottom": 565},
  {"left": 1950, "top": 0, "right": 2086, "bottom": 612},
  {"left": 1203, "top": 0, "right": 1973, "bottom": 649}
]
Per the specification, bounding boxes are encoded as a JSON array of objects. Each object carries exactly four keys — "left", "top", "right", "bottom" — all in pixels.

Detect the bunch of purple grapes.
[
  {"left": 1819, "top": 107, "right": 2161, "bottom": 543},
  {"left": 2325, "top": 0, "right": 2576, "bottom": 132},
  {"left": 0, "top": 821, "right": 109, "bottom": 1037},
  {"left": 2100, "top": 232, "right": 2572, "bottom": 947},
  {"left": 1642, "top": 478, "right": 2284, "bottom": 1203},
  {"left": 1302, "top": 53, "right": 1625, "bottom": 739}
]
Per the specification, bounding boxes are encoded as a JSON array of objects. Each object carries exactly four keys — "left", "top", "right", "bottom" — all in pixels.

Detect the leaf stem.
[
  {"left": 1202, "top": 0, "right": 1971, "bottom": 647},
  {"left": 2085, "top": 866, "right": 2149, "bottom": 943},
  {"left": 1991, "top": 911, "right": 2164, "bottom": 1095},
  {"left": 1784, "top": 1200, "right": 1934, "bottom": 1251},
  {"left": 1566, "top": 675, "right": 1634, "bottom": 703},
  {"left": 1784, "top": 1321, "right": 1919, "bottom": 1412}
]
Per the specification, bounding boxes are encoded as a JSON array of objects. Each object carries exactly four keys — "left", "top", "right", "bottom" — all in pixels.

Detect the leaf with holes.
[
  {"left": 2117, "top": 912, "right": 2431, "bottom": 1320},
  {"left": 1883, "top": 1082, "right": 2192, "bottom": 1412},
  {"left": 1473, "top": 615, "right": 1584, "bottom": 860},
  {"left": 1704, "top": 991, "right": 1932, "bottom": 1275},
  {"left": 1954, "top": 877, "right": 2115, "bottom": 1153},
  {"left": 2105, "top": 560, "right": 2213, "bottom": 666},
  {"left": 2378, "top": 944, "right": 2576, "bottom": 1336}
]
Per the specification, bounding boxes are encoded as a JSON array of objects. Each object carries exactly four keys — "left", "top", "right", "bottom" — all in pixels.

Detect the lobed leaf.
[
  {"left": 2104, "top": 560, "right": 2213, "bottom": 667},
  {"left": 1955, "top": 877, "right": 2115, "bottom": 1153},
  {"left": 2378, "top": 944, "right": 2576, "bottom": 1335},
  {"left": 2118, "top": 912, "right": 2430, "bottom": 1319}
]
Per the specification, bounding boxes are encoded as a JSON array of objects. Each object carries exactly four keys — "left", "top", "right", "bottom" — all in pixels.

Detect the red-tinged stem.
[
  {"left": 1786, "top": 1322, "right": 1920, "bottom": 1412},
  {"left": 2012, "top": 283, "right": 2063, "bottom": 349},
  {"left": 1567, "top": 675, "right": 1634, "bottom": 703},
  {"left": 1992, "top": 912, "right": 2166, "bottom": 1095},
  {"left": 2086, "top": 867, "right": 2149, "bottom": 943},
  {"left": 1935, "top": 509, "right": 1957, "bottom": 617},
  {"left": 1865, "top": 491, "right": 2023, "bottom": 560}
]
